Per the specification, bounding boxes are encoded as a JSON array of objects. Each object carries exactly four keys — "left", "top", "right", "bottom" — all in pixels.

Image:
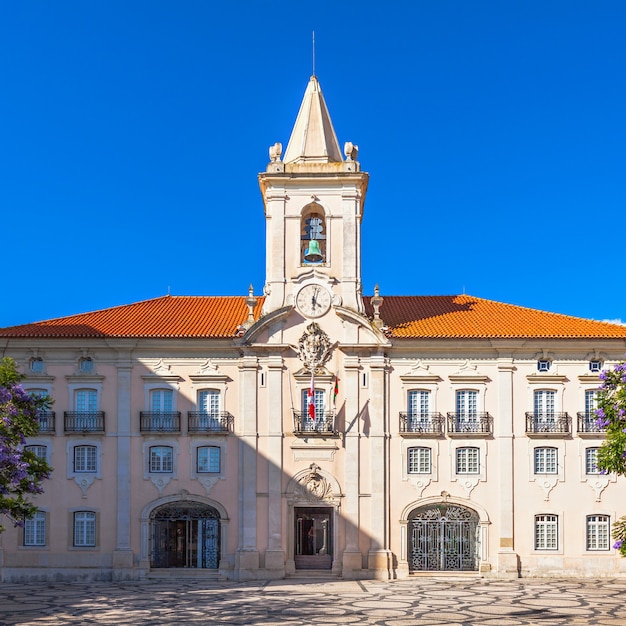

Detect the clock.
[{"left": 296, "top": 284, "right": 332, "bottom": 318}]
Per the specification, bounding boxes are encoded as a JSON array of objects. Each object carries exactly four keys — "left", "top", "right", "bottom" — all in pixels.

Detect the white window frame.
[
  {"left": 455, "top": 446, "right": 480, "bottom": 474},
  {"left": 73, "top": 445, "right": 97, "bottom": 473},
  {"left": 301, "top": 388, "right": 326, "bottom": 423},
  {"left": 586, "top": 514, "right": 610, "bottom": 551},
  {"left": 24, "top": 444, "right": 48, "bottom": 461},
  {"left": 534, "top": 447, "right": 558, "bottom": 474},
  {"left": 150, "top": 388, "right": 174, "bottom": 412},
  {"left": 66, "top": 440, "right": 102, "bottom": 482},
  {"left": 585, "top": 447, "right": 600, "bottom": 475},
  {"left": 142, "top": 440, "right": 178, "bottom": 483},
  {"left": 73, "top": 511, "right": 97, "bottom": 547},
  {"left": 534, "top": 514, "right": 559, "bottom": 550},
  {"left": 23, "top": 510, "right": 47, "bottom": 547},
  {"left": 149, "top": 445, "right": 174, "bottom": 473},
  {"left": 196, "top": 445, "right": 221, "bottom": 473},
  {"left": 407, "top": 446, "right": 432, "bottom": 474}
]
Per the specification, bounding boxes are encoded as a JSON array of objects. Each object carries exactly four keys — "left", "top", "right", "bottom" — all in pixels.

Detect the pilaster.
[
  {"left": 367, "top": 354, "right": 392, "bottom": 579},
  {"left": 341, "top": 356, "right": 363, "bottom": 575},
  {"left": 496, "top": 358, "right": 520, "bottom": 577},
  {"left": 236, "top": 355, "right": 260, "bottom": 579},
  {"left": 264, "top": 355, "right": 285, "bottom": 575}
]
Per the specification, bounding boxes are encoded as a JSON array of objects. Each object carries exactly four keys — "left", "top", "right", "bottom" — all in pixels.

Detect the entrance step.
[
  {"left": 147, "top": 569, "right": 223, "bottom": 581},
  {"left": 287, "top": 568, "right": 341, "bottom": 579},
  {"left": 294, "top": 555, "right": 332, "bottom": 570}
]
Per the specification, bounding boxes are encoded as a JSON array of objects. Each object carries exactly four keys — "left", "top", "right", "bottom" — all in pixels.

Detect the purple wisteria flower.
[{"left": 614, "top": 540, "right": 623, "bottom": 550}]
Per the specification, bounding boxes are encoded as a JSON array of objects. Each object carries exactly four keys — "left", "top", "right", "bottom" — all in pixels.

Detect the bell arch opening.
[
  {"left": 150, "top": 500, "right": 221, "bottom": 569},
  {"left": 408, "top": 502, "right": 480, "bottom": 572},
  {"left": 301, "top": 202, "right": 326, "bottom": 264}
]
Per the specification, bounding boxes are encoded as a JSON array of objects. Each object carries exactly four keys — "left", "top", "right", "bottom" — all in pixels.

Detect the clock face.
[{"left": 296, "top": 284, "right": 332, "bottom": 318}]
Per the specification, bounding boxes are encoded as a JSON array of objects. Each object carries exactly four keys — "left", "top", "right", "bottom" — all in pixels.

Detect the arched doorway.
[
  {"left": 150, "top": 501, "right": 220, "bottom": 569},
  {"left": 408, "top": 503, "right": 479, "bottom": 572}
]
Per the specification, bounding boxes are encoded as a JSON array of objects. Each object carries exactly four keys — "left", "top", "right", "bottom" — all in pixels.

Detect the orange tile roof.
[
  {"left": 0, "top": 294, "right": 624, "bottom": 340},
  {"left": 0, "top": 296, "right": 266, "bottom": 339},
  {"left": 364, "top": 294, "right": 626, "bottom": 339}
]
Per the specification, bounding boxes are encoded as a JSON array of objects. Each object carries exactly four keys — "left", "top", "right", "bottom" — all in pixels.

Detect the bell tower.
[{"left": 258, "top": 76, "right": 369, "bottom": 317}]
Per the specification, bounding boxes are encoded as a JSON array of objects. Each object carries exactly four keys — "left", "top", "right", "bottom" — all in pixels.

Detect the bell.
[{"left": 303, "top": 239, "right": 323, "bottom": 263}]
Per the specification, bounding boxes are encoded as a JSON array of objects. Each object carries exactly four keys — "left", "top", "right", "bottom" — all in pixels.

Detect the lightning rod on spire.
[{"left": 312, "top": 31, "right": 316, "bottom": 77}]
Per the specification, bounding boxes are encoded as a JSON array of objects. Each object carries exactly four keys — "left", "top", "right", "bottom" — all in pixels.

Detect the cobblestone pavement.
[{"left": 1, "top": 577, "right": 626, "bottom": 625}]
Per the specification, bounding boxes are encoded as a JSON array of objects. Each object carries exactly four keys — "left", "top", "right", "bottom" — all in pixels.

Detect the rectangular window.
[
  {"left": 75, "top": 389, "right": 98, "bottom": 411},
  {"left": 408, "top": 447, "right": 431, "bottom": 474},
  {"left": 301, "top": 389, "right": 326, "bottom": 420},
  {"left": 535, "top": 514, "right": 558, "bottom": 550},
  {"left": 24, "top": 510, "right": 46, "bottom": 546},
  {"left": 150, "top": 446, "right": 173, "bottom": 473},
  {"left": 455, "top": 447, "right": 479, "bottom": 474},
  {"left": 73, "top": 511, "right": 96, "bottom": 547},
  {"left": 534, "top": 447, "right": 557, "bottom": 474},
  {"left": 587, "top": 515, "right": 610, "bottom": 551},
  {"left": 197, "top": 446, "right": 221, "bottom": 473},
  {"left": 585, "top": 448, "right": 599, "bottom": 475},
  {"left": 408, "top": 390, "right": 430, "bottom": 416},
  {"left": 534, "top": 390, "right": 555, "bottom": 416},
  {"left": 24, "top": 445, "right": 47, "bottom": 460},
  {"left": 150, "top": 389, "right": 173, "bottom": 411},
  {"left": 585, "top": 390, "right": 598, "bottom": 417},
  {"left": 74, "top": 445, "right": 97, "bottom": 472},
  {"left": 198, "top": 390, "right": 220, "bottom": 415},
  {"left": 456, "top": 390, "right": 478, "bottom": 417}
]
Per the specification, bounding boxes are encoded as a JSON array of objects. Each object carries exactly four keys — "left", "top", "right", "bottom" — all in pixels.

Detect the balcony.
[
  {"left": 140, "top": 411, "right": 181, "bottom": 433},
  {"left": 36, "top": 410, "right": 56, "bottom": 434},
  {"left": 64, "top": 411, "right": 105, "bottom": 433},
  {"left": 188, "top": 412, "right": 233, "bottom": 434},
  {"left": 525, "top": 412, "right": 571, "bottom": 437},
  {"left": 447, "top": 412, "right": 493, "bottom": 437},
  {"left": 293, "top": 411, "right": 336, "bottom": 436},
  {"left": 399, "top": 412, "right": 444, "bottom": 437},
  {"left": 577, "top": 412, "right": 607, "bottom": 437}
]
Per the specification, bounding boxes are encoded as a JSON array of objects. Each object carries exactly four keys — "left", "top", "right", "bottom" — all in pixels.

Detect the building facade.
[{"left": 1, "top": 76, "right": 626, "bottom": 581}]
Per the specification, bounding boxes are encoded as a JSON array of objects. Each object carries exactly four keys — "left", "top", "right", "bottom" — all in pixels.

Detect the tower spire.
[{"left": 282, "top": 76, "right": 343, "bottom": 164}]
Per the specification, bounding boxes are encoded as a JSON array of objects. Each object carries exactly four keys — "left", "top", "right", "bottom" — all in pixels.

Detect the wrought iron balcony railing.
[
  {"left": 140, "top": 411, "right": 181, "bottom": 433},
  {"left": 577, "top": 412, "right": 607, "bottom": 435},
  {"left": 36, "top": 410, "right": 56, "bottom": 433},
  {"left": 188, "top": 412, "right": 233, "bottom": 433},
  {"left": 447, "top": 412, "right": 493, "bottom": 435},
  {"left": 293, "top": 411, "right": 336, "bottom": 435},
  {"left": 64, "top": 411, "right": 105, "bottom": 433},
  {"left": 399, "top": 412, "right": 445, "bottom": 435},
  {"left": 525, "top": 412, "right": 571, "bottom": 435}
]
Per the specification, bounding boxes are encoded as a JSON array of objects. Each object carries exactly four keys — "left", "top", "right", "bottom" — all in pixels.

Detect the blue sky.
[{"left": 1, "top": 1, "right": 625, "bottom": 327}]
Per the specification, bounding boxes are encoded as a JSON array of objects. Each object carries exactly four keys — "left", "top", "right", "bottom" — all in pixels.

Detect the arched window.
[{"left": 301, "top": 203, "right": 326, "bottom": 264}]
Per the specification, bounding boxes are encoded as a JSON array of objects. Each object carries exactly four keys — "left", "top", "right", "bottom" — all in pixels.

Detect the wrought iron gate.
[
  {"left": 409, "top": 503, "right": 479, "bottom": 572},
  {"left": 151, "top": 502, "right": 220, "bottom": 569}
]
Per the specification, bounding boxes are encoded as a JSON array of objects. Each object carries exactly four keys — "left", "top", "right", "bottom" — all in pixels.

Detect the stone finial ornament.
[
  {"left": 370, "top": 284, "right": 385, "bottom": 330},
  {"left": 269, "top": 142, "right": 282, "bottom": 162},
  {"left": 344, "top": 141, "right": 358, "bottom": 161}
]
